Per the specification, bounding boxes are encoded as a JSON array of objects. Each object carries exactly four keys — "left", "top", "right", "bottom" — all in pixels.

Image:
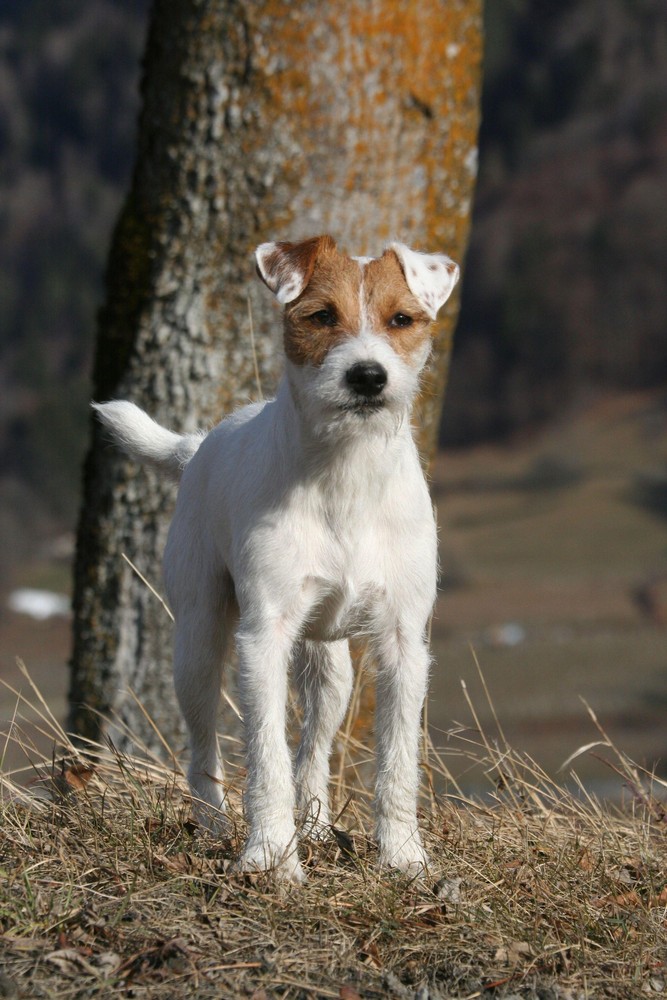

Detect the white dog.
[{"left": 95, "top": 235, "right": 459, "bottom": 881}]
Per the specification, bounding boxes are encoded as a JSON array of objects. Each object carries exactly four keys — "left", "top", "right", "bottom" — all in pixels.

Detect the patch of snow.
[
  {"left": 7, "top": 588, "right": 71, "bottom": 621},
  {"left": 485, "top": 622, "right": 526, "bottom": 648}
]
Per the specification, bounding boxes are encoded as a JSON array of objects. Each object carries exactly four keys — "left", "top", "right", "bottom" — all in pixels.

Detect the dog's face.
[{"left": 256, "top": 235, "right": 459, "bottom": 439}]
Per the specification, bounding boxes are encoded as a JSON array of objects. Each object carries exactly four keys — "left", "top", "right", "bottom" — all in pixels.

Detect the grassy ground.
[{"left": 1, "top": 666, "right": 667, "bottom": 1000}]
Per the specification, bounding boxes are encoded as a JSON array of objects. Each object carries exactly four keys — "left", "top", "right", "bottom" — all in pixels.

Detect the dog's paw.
[
  {"left": 302, "top": 821, "right": 331, "bottom": 844},
  {"left": 378, "top": 830, "right": 429, "bottom": 877},
  {"left": 236, "top": 840, "right": 305, "bottom": 884},
  {"left": 189, "top": 771, "right": 229, "bottom": 834},
  {"left": 192, "top": 798, "right": 234, "bottom": 837},
  {"left": 298, "top": 799, "right": 331, "bottom": 842},
  {"left": 190, "top": 798, "right": 231, "bottom": 836}
]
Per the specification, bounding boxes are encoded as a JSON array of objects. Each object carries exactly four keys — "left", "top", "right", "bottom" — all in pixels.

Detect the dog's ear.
[
  {"left": 389, "top": 243, "right": 459, "bottom": 320},
  {"left": 255, "top": 235, "right": 336, "bottom": 304}
]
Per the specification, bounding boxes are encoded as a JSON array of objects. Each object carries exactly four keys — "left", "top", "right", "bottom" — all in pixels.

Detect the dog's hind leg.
[
  {"left": 293, "top": 639, "right": 353, "bottom": 836},
  {"left": 373, "top": 628, "right": 430, "bottom": 874},
  {"left": 172, "top": 582, "right": 234, "bottom": 833}
]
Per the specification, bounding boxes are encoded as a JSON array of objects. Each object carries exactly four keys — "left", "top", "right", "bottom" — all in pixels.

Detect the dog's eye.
[
  {"left": 389, "top": 312, "right": 414, "bottom": 328},
  {"left": 309, "top": 308, "right": 338, "bottom": 327}
]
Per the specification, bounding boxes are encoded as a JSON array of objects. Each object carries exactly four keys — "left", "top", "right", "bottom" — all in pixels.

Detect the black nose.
[{"left": 345, "top": 362, "right": 388, "bottom": 398}]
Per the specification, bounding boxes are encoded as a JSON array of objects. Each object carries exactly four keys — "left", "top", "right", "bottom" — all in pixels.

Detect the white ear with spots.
[
  {"left": 389, "top": 243, "right": 460, "bottom": 320},
  {"left": 255, "top": 236, "right": 335, "bottom": 304}
]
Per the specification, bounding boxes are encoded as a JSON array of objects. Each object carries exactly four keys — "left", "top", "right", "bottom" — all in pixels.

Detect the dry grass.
[{"left": 1, "top": 662, "right": 666, "bottom": 1000}]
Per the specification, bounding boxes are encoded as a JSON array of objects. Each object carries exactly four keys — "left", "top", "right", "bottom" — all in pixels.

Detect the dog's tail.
[{"left": 93, "top": 400, "right": 205, "bottom": 481}]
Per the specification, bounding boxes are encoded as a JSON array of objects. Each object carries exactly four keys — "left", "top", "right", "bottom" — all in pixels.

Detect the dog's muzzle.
[{"left": 344, "top": 362, "right": 387, "bottom": 411}]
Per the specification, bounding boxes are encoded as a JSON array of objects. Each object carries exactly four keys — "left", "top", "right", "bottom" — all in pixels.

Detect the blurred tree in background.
[{"left": 67, "top": 0, "right": 482, "bottom": 748}]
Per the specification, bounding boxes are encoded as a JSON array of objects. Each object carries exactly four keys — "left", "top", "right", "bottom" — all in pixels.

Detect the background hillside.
[
  {"left": 446, "top": 0, "right": 667, "bottom": 442},
  {"left": 1, "top": 0, "right": 666, "bottom": 581},
  {"left": 0, "top": 0, "right": 149, "bottom": 583}
]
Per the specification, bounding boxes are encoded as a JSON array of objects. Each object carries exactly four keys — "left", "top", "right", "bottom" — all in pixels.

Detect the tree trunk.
[{"left": 69, "top": 0, "right": 482, "bottom": 750}]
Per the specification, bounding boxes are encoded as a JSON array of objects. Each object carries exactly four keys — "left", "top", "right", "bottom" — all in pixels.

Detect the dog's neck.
[{"left": 273, "top": 373, "right": 416, "bottom": 486}]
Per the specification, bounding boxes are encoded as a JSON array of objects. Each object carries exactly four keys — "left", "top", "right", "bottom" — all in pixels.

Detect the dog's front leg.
[
  {"left": 235, "top": 621, "right": 303, "bottom": 882},
  {"left": 374, "top": 628, "right": 430, "bottom": 874},
  {"left": 294, "top": 639, "right": 353, "bottom": 835}
]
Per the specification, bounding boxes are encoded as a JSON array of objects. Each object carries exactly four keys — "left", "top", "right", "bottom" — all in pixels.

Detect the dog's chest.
[
  {"left": 295, "top": 495, "right": 433, "bottom": 642},
  {"left": 301, "top": 575, "right": 380, "bottom": 642},
  {"left": 229, "top": 435, "right": 436, "bottom": 637}
]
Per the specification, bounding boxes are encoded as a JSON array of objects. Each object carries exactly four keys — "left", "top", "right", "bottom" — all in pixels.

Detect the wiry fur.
[{"left": 95, "top": 236, "right": 459, "bottom": 882}]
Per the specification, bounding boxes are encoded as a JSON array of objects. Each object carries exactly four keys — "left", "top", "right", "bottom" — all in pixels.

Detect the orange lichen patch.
[
  {"left": 364, "top": 251, "right": 433, "bottom": 362},
  {"left": 283, "top": 242, "right": 362, "bottom": 367},
  {"left": 247, "top": 0, "right": 482, "bottom": 454}
]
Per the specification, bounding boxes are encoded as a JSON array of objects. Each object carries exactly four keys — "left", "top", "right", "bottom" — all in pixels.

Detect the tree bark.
[{"left": 69, "top": 0, "right": 482, "bottom": 749}]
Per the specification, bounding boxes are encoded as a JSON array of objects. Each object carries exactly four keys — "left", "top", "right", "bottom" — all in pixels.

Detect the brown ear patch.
[
  {"left": 257, "top": 235, "right": 337, "bottom": 303},
  {"left": 283, "top": 247, "right": 362, "bottom": 367},
  {"left": 274, "top": 235, "right": 336, "bottom": 291},
  {"left": 363, "top": 251, "right": 433, "bottom": 362}
]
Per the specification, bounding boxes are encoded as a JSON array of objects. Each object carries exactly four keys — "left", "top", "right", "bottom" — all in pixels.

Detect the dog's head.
[{"left": 256, "top": 235, "right": 459, "bottom": 439}]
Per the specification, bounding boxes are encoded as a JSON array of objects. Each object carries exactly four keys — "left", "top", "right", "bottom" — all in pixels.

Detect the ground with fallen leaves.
[{"left": 1, "top": 673, "right": 666, "bottom": 1000}]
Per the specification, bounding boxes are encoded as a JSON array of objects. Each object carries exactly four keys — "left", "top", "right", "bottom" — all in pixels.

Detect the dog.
[{"left": 95, "top": 235, "right": 459, "bottom": 881}]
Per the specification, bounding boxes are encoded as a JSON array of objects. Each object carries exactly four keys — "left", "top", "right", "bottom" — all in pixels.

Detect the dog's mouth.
[{"left": 339, "top": 398, "right": 386, "bottom": 415}]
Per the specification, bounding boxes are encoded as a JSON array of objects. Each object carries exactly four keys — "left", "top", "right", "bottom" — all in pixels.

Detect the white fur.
[
  {"left": 95, "top": 239, "right": 458, "bottom": 882},
  {"left": 94, "top": 400, "right": 205, "bottom": 480}
]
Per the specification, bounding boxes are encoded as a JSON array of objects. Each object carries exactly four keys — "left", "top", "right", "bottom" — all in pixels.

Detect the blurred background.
[{"left": 1, "top": 0, "right": 666, "bottom": 788}]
